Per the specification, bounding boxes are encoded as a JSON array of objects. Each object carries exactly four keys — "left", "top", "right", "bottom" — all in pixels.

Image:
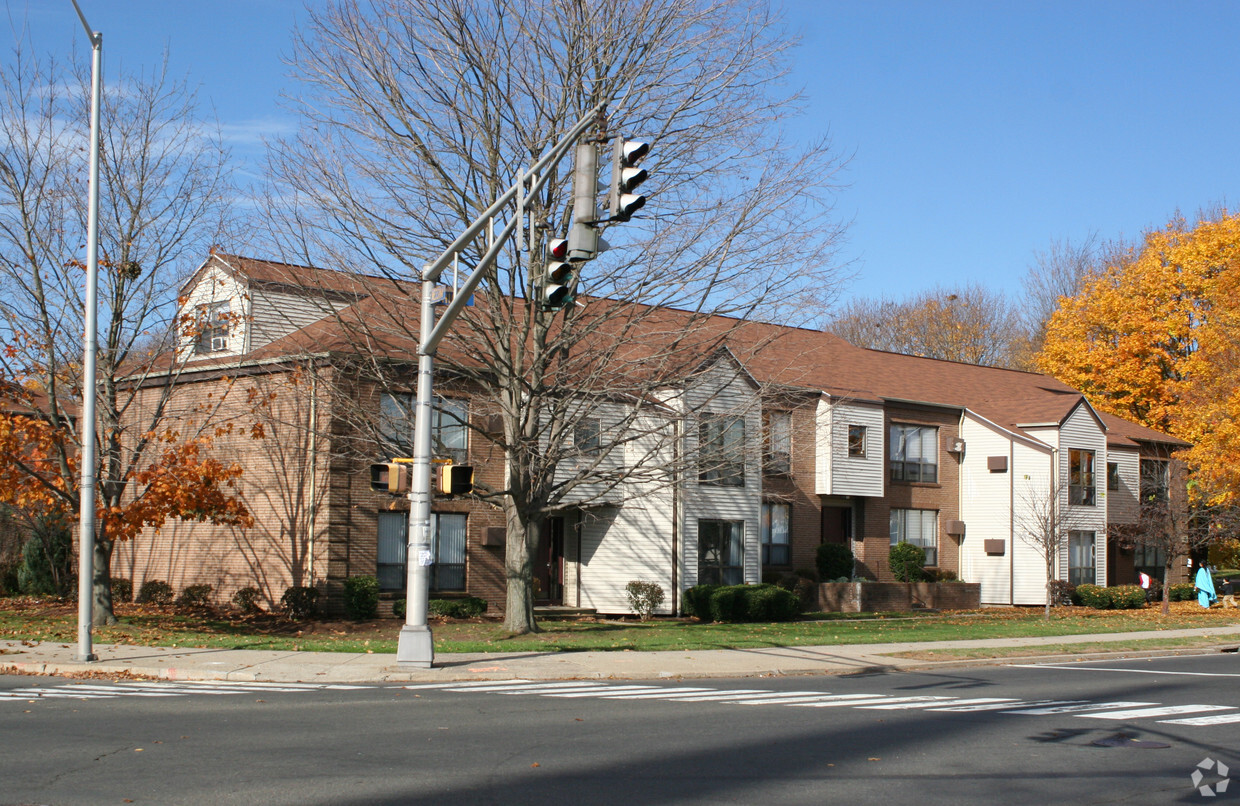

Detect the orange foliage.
[{"left": 1038, "top": 212, "right": 1240, "bottom": 502}]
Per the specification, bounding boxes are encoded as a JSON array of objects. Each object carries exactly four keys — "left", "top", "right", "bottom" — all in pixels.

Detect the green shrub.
[
  {"left": 888, "top": 542, "right": 926, "bottom": 583},
  {"left": 708, "top": 585, "right": 746, "bottom": 623},
  {"left": 427, "top": 596, "right": 487, "bottom": 619},
  {"left": 1105, "top": 585, "right": 1147, "bottom": 610},
  {"left": 0, "top": 562, "right": 18, "bottom": 596},
  {"left": 17, "top": 530, "right": 73, "bottom": 596},
  {"left": 393, "top": 598, "right": 406, "bottom": 619},
  {"left": 1074, "top": 583, "right": 1107, "bottom": 608},
  {"left": 743, "top": 584, "right": 800, "bottom": 621},
  {"left": 816, "top": 543, "right": 854, "bottom": 581},
  {"left": 1169, "top": 583, "right": 1196, "bottom": 602},
  {"left": 344, "top": 575, "right": 381, "bottom": 620},
  {"left": 232, "top": 586, "right": 263, "bottom": 614},
  {"left": 176, "top": 583, "right": 214, "bottom": 608},
  {"left": 776, "top": 572, "right": 818, "bottom": 610},
  {"left": 136, "top": 579, "right": 175, "bottom": 605},
  {"left": 281, "top": 586, "right": 319, "bottom": 619},
  {"left": 111, "top": 577, "right": 133, "bottom": 603},
  {"left": 624, "top": 580, "right": 665, "bottom": 620},
  {"left": 682, "top": 584, "right": 720, "bottom": 620}
]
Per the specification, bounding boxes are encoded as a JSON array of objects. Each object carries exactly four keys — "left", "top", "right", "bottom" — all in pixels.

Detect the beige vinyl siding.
[
  {"left": 816, "top": 397, "right": 884, "bottom": 497},
  {"left": 249, "top": 287, "right": 349, "bottom": 350},
  {"left": 180, "top": 266, "right": 247, "bottom": 359},
  {"left": 577, "top": 502, "right": 675, "bottom": 615},
  {"left": 1107, "top": 448, "right": 1140, "bottom": 525},
  {"left": 958, "top": 415, "right": 1018, "bottom": 604}
]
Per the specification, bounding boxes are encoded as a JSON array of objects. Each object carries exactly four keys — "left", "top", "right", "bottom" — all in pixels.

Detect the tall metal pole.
[
  {"left": 396, "top": 275, "right": 437, "bottom": 667},
  {"left": 71, "top": 0, "right": 101, "bottom": 663}
]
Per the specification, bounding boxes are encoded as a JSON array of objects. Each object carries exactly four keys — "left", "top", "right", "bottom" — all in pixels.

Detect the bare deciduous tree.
[
  {"left": 1016, "top": 471, "right": 1092, "bottom": 619},
  {"left": 263, "top": 0, "right": 848, "bottom": 632},
  {"left": 826, "top": 283, "right": 1022, "bottom": 367},
  {"left": 0, "top": 42, "right": 241, "bottom": 624}
]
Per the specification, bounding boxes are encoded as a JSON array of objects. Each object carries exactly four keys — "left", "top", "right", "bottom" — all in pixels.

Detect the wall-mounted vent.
[
  {"left": 983, "top": 539, "right": 1006, "bottom": 555},
  {"left": 987, "top": 455, "right": 1008, "bottom": 473},
  {"left": 947, "top": 437, "right": 965, "bottom": 453},
  {"left": 483, "top": 527, "right": 506, "bottom": 547},
  {"left": 945, "top": 519, "right": 966, "bottom": 537}
]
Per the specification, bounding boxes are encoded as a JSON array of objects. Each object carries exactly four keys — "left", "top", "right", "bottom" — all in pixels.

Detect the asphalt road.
[{"left": 3, "top": 653, "right": 1238, "bottom": 805}]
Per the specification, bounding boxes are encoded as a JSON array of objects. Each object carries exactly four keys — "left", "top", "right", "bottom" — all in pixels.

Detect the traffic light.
[
  {"left": 567, "top": 142, "right": 606, "bottom": 261},
  {"left": 543, "top": 237, "right": 574, "bottom": 309},
  {"left": 369, "top": 462, "right": 409, "bottom": 494},
  {"left": 610, "top": 139, "right": 650, "bottom": 222},
  {"left": 437, "top": 463, "right": 474, "bottom": 496}
]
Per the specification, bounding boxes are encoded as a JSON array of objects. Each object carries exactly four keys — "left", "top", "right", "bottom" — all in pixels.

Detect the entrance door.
[
  {"left": 821, "top": 506, "right": 852, "bottom": 544},
  {"left": 534, "top": 517, "right": 565, "bottom": 604}
]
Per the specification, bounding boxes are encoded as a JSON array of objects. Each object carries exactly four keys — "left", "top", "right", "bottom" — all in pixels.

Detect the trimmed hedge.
[
  {"left": 816, "top": 543, "right": 853, "bottom": 581},
  {"left": 232, "top": 586, "right": 263, "bottom": 614},
  {"left": 888, "top": 543, "right": 926, "bottom": 583},
  {"left": 281, "top": 586, "right": 319, "bottom": 619},
  {"left": 428, "top": 596, "right": 488, "bottom": 619},
  {"left": 176, "top": 583, "right": 214, "bottom": 608},
  {"left": 344, "top": 575, "right": 380, "bottom": 620},
  {"left": 684, "top": 583, "right": 800, "bottom": 623},
  {"left": 1169, "top": 583, "right": 1196, "bottom": 602},
  {"left": 1074, "top": 583, "right": 1146, "bottom": 610},
  {"left": 136, "top": 579, "right": 174, "bottom": 605}
]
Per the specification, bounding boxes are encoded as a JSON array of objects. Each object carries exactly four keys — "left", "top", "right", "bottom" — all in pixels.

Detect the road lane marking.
[
  {"left": 1160, "top": 713, "right": 1240, "bottom": 726},
  {"left": 1009, "top": 664, "right": 1240, "bottom": 679},
  {"left": 1076, "top": 704, "right": 1236, "bottom": 719},
  {"left": 1001, "top": 701, "right": 1157, "bottom": 715}
]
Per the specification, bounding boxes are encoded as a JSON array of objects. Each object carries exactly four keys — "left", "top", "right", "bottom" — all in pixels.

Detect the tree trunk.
[
  {"left": 502, "top": 506, "right": 539, "bottom": 634},
  {"left": 91, "top": 537, "right": 117, "bottom": 626},
  {"left": 1161, "top": 561, "right": 1173, "bottom": 616}
]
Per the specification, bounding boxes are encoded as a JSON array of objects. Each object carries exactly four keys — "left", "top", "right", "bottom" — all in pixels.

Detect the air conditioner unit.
[
  {"left": 947, "top": 437, "right": 965, "bottom": 454},
  {"left": 210, "top": 336, "right": 228, "bottom": 352}
]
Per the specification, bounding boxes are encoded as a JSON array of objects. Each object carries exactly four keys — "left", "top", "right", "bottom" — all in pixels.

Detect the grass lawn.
[{"left": 2, "top": 596, "right": 1238, "bottom": 655}]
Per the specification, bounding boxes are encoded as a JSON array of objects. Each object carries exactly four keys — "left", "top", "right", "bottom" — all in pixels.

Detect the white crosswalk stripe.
[
  {"left": 0, "top": 679, "right": 365, "bottom": 703},
  {"left": 397, "top": 680, "right": 1239, "bottom": 726}
]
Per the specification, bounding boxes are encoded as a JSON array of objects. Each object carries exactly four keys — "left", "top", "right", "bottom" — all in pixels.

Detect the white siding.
[
  {"left": 577, "top": 501, "right": 675, "bottom": 615},
  {"left": 958, "top": 415, "right": 1017, "bottom": 604},
  {"left": 1058, "top": 403, "right": 1108, "bottom": 586},
  {"left": 680, "top": 360, "right": 761, "bottom": 590},
  {"left": 1107, "top": 448, "right": 1140, "bottom": 525},
  {"left": 554, "top": 399, "right": 634, "bottom": 507},
  {"left": 179, "top": 266, "right": 248, "bottom": 360},
  {"left": 1011, "top": 443, "right": 1056, "bottom": 605},
  {"left": 816, "top": 397, "right": 884, "bottom": 497}
]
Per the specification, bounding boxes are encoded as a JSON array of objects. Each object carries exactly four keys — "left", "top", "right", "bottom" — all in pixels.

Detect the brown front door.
[
  {"left": 534, "top": 517, "right": 565, "bottom": 604},
  {"left": 821, "top": 506, "right": 852, "bottom": 544}
]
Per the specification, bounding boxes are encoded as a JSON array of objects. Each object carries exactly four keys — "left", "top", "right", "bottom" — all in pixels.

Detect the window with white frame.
[
  {"left": 1068, "top": 530, "right": 1096, "bottom": 586},
  {"left": 889, "top": 424, "right": 938, "bottom": 483},
  {"left": 698, "top": 519, "right": 744, "bottom": 585},
  {"left": 761, "top": 502, "right": 790, "bottom": 566},
  {"left": 379, "top": 393, "right": 469, "bottom": 463},
  {"left": 699, "top": 413, "right": 746, "bottom": 487},
  {"left": 1069, "top": 449, "right": 1096, "bottom": 506},
  {"left": 889, "top": 508, "right": 937, "bottom": 566},
  {"left": 763, "top": 411, "right": 791, "bottom": 475},
  {"left": 193, "top": 300, "right": 231, "bottom": 354},
  {"left": 847, "top": 424, "right": 867, "bottom": 458},
  {"left": 376, "top": 511, "right": 467, "bottom": 592}
]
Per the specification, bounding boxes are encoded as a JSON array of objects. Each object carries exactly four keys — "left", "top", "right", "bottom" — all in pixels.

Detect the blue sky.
[{"left": 6, "top": 1, "right": 1239, "bottom": 304}]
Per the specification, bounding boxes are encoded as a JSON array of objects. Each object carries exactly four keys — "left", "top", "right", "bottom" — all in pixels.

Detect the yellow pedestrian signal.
[
  {"left": 438, "top": 464, "right": 474, "bottom": 496},
  {"left": 370, "top": 462, "right": 409, "bottom": 494}
]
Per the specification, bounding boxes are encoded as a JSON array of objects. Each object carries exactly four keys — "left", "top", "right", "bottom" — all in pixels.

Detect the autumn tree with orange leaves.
[
  {"left": 0, "top": 41, "right": 249, "bottom": 623},
  {"left": 1038, "top": 211, "right": 1240, "bottom": 505}
]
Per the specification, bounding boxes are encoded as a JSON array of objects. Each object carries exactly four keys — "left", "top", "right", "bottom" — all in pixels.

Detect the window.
[
  {"left": 763, "top": 411, "right": 791, "bottom": 475},
  {"left": 1133, "top": 543, "right": 1166, "bottom": 580},
  {"left": 698, "top": 519, "right": 744, "bottom": 585},
  {"left": 699, "top": 413, "right": 745, "bottom": 486},
  {"left": 574, "top": 418, "right": 601, "bottom": 457},
  {"left": 1069, "top": 449, "right": 1096, "bottom": 506},
  {"left": 376, "top": 511, "right": 467, "bottom": 592},
  {"left": 1141, "top": 459, "right": 1169, "bottom": 502},
  {"left": 889, "top": 508, "right": 937, "bottom": 566},
  {"left": 1068, "top": 530, "right": 1096, "bottom": 587},
  {"left": 847, "top": 425, "right": 867, "bottom": 458},
  {"left": 889, "top": 424, "right": 938, "bottom": 483},
  {"left": 761, "top": 503, "right": 790, "bottom": 566},
  {"left": 379, "top": 393, "right": 469, "bottom": 463},
  {"left": 1106, "top": 462, "right": 1119, "bottom": 492},
  {"left": 193, "top": 301, "right": 230, "bottom": 354}
]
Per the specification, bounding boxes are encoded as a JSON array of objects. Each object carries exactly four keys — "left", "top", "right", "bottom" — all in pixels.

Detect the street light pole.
[{"left": 70, "top": 0, "right": 101, "bottom": 663}]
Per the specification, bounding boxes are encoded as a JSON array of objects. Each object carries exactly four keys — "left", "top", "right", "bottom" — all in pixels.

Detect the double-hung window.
[
  {"left": 889, "top": 424, "right": 938, "bottom": 483},
  {"left": 847, "top": 425, "right": 867, "bottom": 457},
  {"left": 698, "top": 519, "right": 744, "bottom": 585},
  {"left": 763, "top": 411, "right": 791, "bottom": 475},
  {"left": 889, "top": 508, "right": 937, "bottom": 566},
  {"left": 1069, "top": 449, "right": 1096, "bottom": 506},
  {"left": 376, "top": 511, "right": 467, "bottom": 592},
  {"left": 699, "top": 413, "right": 745, "bottom": 487},
  {"left": 194, "top": 301, "right": 230, "bottom": 354},
  {"left": 760, "top": 502, "right": 790, "bottom": 566},
  {"left": 1068, "top": 530, "right": 1096, "bottom": 586}
]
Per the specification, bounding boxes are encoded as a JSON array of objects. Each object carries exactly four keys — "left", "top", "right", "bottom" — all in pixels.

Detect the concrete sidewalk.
[{"left": 4, "top": 626, "right": 1239, "bottom": 684}]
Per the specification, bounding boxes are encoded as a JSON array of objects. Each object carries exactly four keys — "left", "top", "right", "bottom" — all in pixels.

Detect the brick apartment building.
[{"left": 115, "top": 253, "right": 1189, "bottom": 616}]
